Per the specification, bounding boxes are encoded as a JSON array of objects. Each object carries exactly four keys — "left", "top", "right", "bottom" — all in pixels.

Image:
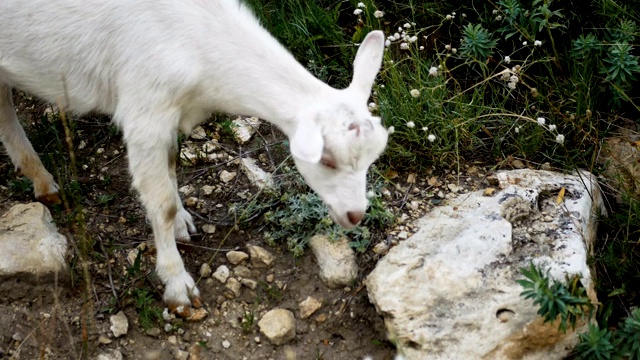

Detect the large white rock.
[
  {"left": 366, "top": 169, "right": 603, "bottom": 360},
  {"left": 258, "top": 308, "right": 296, "bottom": 345},
  {"left": 308, "top": 235, "right": 358, "bottom": 288},
  {"left": 232, "top": 116, "right": 262, "bottom": 144},
  {"left": 0, "top": 203, "right": 68, "bottom": 297},
  {"left": 240, "top": 157, "right": 274, "bottom": 190}
]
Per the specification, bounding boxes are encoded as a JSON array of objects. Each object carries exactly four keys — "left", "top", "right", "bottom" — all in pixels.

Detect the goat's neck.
[{"left": 202, "top": 37, "right": 333, "bottom": 137}]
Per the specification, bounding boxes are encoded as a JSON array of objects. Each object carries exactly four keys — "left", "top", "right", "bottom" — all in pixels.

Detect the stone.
[
  {"left": 202, "top": 224, "right": 216, "bottom": 234},
  {"left": 0, "top": 203, "right": 68, "bottom": 298},
  {"left": 219, "top": 170, "right": 237, "bottom": 183},
  {"left": 241, "top": 278, "right": 258, "bottom": 290},
  {"left": 247, "top": 245, "right": 275, "bottom": 268},
  {"left": 232, "top": 116, "right": 261, "bottom": 144},
  {"left": 199, "top": 263, "right": 212, "bottom": 278},
  {"left": 213, "top": 265, "right": 230, "bottom": 284},
  {"left": 308, "top": 235, "right": 358, "bottom": 288},
  {"left": 299, "top": 296, "right": 322, "bottom": 319},
  {"left": 226, "top": 250, "right": 249, "bottom": 265},
  {"left": 109, "top": 311, "right": 129, "bottom": 338},
  {"left": 225, "top": 277, "right": 242, "bottom": 297},
  {"left": 178, "top": 185, "right": 195, "bottom": 196},
  {"left": 95, "top": 349, "right": 123, "bottom": 360},
  {"left": 598, "top": 127, "right": 640, "bottom": 199},
  {"left": 190, "top": 125, "right": 207, "bottom": 140},
  {"left": 222, "top": 340, "right": 231, "bottom": 349},
  {"left": 240, "top": 157, "right": 274, "bottom": 190},
  {"left": 258, "top": 309, "right": 296, "bottom": 345},
  {"left": 146, "top": 327, "right": 162, "bottom": 337},
  {"left": 366, "top": 169, "right": 603, "bottom": 360},
  {"left": 98, "top": 334, "right": 112, "bottom": 344}
]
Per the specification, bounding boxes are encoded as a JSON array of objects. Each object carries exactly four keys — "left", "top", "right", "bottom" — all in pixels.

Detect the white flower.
[
  {"left": 534, "top": 40, "right": 542, "bottom": 46},
  {"left": 445, "top": 44, "right": 451, "bottom": 50},
  {"left": 387, "top": 126, "right": 395, "bottom": 134},
  {"left": 495, "top": 15, "right": 502, "bottom": 21},
  {"left": 492, "top": 9, "right": 498, "bottom": 14},
  {"left": 400, "top": 42, "right": 409, "bottom": 50},
  {"left": 353, "top": 9, "right": 363, "bottom": 15},
  {"left": 406, "top": 121, "right": 415, "bottom": 128},
  {"left": 462, "top": 13, "right": 467, "bottom": 18},
  {"left": 421, "top": 126, "right": 428, "bottom": 131},
  {"left": 555, "top": 134, "right": 565, "bottom": 144},
  {"left": 366, "top": 190, "right": 376, "bottom": 199},
  {"left": 515, "top": 126, "right": 521, "bottom": 133},
  {"left": 419, "top": 46, "right": 425, "bottom": 50},
  {"left": 368, "top": 102, "right": 377, "bottom": 110},
  {"left": 452, "top": 12, "right": 456, "bottom": 15},
  {"left": 404, "top": 23, "right": 411, "bottom": 29},
  {"left": 537, "top": 117, "right": 546, "bottom": 125},
  {"left": 374, "top": 10, "right": 384, "bottom": 18},
  {"left": 446, "top": 14, "right": 452, "bottom": 20},
  {"left": 452, "top": 48, "right": 457, "bottom": 53},
  {"left": 549, "top": 124, "right": 557, "bottom": 131},
  {"left": 380, "top": 84, "right": 385, "bottom": 88},
  {"left": 522, "top": 41, "right": 528, "bottom": 46},
  {"left": 504, "top": 55, "right": 511, "bottom": 64},
  {"left": 429, "top": 66, "right": 438, "bottom": 76},
  {"left": 393, "top": 32, "right": 401, "bottom": 40},
  {"left": 427, "top": 134, "right": 436, "bottom": 142},
  {"left": 507, "top": 81, "right": 516, "bottom": 89},
  {"left": 509, "top": 75, "right": 519, "bottom": 83},
  {"left": 385, "top": 39, "right": 391, "bottom": 47},
  {"left": 409, "top": 36, "right": 418, "bottom": 43},
  {"left": 357, "top": 2, "right": 365, "bottom": 8},
  {"left": 410, "top": 89, "right": 421, "bottom": 98}
]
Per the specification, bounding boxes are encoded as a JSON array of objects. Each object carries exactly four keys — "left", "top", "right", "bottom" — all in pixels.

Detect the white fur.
[{"left": 0, "top": 0, "right": 387, "bottom": 309}]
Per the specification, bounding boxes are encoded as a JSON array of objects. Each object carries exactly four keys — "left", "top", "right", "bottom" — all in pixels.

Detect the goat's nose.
[{"left": 347, "top": 211, "right": 365, "bottom": 225}]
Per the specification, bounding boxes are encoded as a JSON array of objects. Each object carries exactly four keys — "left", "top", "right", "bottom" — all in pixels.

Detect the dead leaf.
[
  {"left": 407, "top": 173, "right": 417, "bottom": 183},
  {"left": 385, "top": 169, "right": 399, "bottom": 179},
  {"left": 556, "top": 187, "right": 566, "bottom": 205},
  {"left": 483, "top": 188, "right": 496, "bottom": 197},
  {"left": 427, "top": 176, "right": 438, "bottom": 186}
]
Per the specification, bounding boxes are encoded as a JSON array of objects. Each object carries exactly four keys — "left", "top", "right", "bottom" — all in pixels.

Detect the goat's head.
[{"left": 289, "top": 30, "right": 388, "bottom": 229}]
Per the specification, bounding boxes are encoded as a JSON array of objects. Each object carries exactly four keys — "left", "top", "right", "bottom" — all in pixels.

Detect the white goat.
[{"left": 0, "top": 0, "right": 387, "bottom": 315}]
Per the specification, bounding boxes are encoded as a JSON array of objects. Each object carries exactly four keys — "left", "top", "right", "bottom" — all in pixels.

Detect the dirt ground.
[{"left": 0, "top": 93, "right": 405, "bottom": 360}]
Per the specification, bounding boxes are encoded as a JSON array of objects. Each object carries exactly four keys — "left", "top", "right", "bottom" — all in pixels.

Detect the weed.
[
  {"left": 241, "top": 311, "right": 256, "bottom": 334},
  {"left": 131, "top": 288, "right": 163, "bottom": 331}
]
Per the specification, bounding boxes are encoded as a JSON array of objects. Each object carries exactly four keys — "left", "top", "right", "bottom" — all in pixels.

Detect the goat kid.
[{"left": 0, "top": 0, "right": 388, "bottom": 316}]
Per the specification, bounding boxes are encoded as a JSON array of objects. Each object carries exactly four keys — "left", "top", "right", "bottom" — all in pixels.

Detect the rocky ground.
[{"left": 0, "top": 93, "right": 500, "bottom": 360}]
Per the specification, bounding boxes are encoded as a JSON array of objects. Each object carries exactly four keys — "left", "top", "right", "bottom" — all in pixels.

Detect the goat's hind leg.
[
  {"left": 0, "top": 83, "right": 60, "bottom": 204},
  {"left": 168, "top": 140, "right": 196, "bottom": 241},
  {"left": 120, "top": 107, "right": 201, "bottom": 317}
]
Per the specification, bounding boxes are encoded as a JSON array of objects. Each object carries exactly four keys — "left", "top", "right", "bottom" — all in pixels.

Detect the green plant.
[
  {"left": 575, "top": 323, "right": 617, "bottom": 360},
  {"left": 460, "top": 23, "right": 498, "bottom": 60},
  {"left": 517, "top": 263, "right": 593, "bottom": 333},
  {"left": 241, "top": 311, "right": 256, "bottom": 334},
  {"left": 617, "top": 308, "right": 640, "bottom": 359},
  {"left": 131, "top": 288, "right": 163, "bottom": 331}
]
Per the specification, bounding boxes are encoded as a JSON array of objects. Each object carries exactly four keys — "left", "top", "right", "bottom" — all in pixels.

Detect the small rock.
[
  {"left": 167, "top": 335, "right": 178, "bottom": 345},
  {"left": 164, "top": 323, "right": 173, "bottom": 333},
  {"left": 437, "top": 190, "right": 445, "bottom": 199},
  {"left": 186, "top": 308, "right": 208, "bottom": 322},
  {"left": 240, "top": 157, "right": 274, "bottom": 190},
  {"left": 213, "top": 265, "right": 230, "bottom": 283},
  {"left": 226, "top": 250, "right": 249, "bottom": 265},
  {"left": 241, "top": 278, "right": 258, "bottom": 290},
  {"left": 173, "top": 349, "right": 189, "bottom": 360},
  {"left": 98, "top": 334, "right": 112, "bottom": 344},
  {"left": 232, "top": 116, "right": 261, "bottom": 144},
  {"left": 247, "top": 245, "right": 275, "bottom": 268},
  {"left": 308, "top": 235, "right": 358, "bottom": 288},
  {"left": 254, "top": 337, "right": 261, "bottom": 343},
  {"left": 511, "top": 159, "right": 526, "bottom": 169},
  {"left": 315, "top": 314, "right": 327, "bottom": 324},
  {"left": 95, "top": 349, "right": 123, "bottom": 360},
  {"left": 190, "top": 126, "right": 207, "bottom": 140},
  {"left": 145, "top": 327, "right": 162, "bottom": 337},
  {"left": 373, "top": 242, "right": 390, "bottom": 254},
  {"left": 265, "top": 274, "right": 275, "bottom": 283},
  {"left": 222, "top": 340, "right": 231, "bottom": 349},
  {"left": 225, "top": 278, "right": 242, "bottom": 297},
  {"left": 202, "top": 224, "right": 216, "bottom": 234},
  {"left": 447, "top": 183, "right": 462, "bottom": 193},
  {"left": 199, "top": 263, "right": 212, "bottom": 278},
  {"left": 184, "top": 197, "right": 199, "bottom": 207},
  {"left": 11, "top": 332, "right": 23, "bottom": 342},
  {"left": 483, "top": 188, "right": 497, "bottom": 197},
  {"left": 397, "top": 231, "right": 408, "bottom": 240},
  {"left": 258, "top": 309, "right": 296, "bottom": 345},
  {"left": 202, "top": 185, "right": 214, "bottom": 196},
  {"left": 109, "top": 311, "right": 128, "bottom": 338},
  {"left": 233, "top": 265, "right": 252, "bottom": 278},
  {"left": 299, "top": 296, "right": 322, "bottom": 319},
  {"left": 178, "top": 185, "right": 196, "bottom": 196},
  {"left": 219, "top": 170, "right": 237, "bottom": 183}
]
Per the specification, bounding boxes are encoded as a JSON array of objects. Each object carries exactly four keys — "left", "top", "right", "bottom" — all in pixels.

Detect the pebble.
[
  {"left": 109, "top": 311, "right": 129, "bottom": 338},
  {"left": 299, "top": 296, "right": 322, "bottom": 319},
  {"left": 178, "top": 185, "right": 196, "bottom": 196},
  {"left": 225, "top": 278, "right": 242, "bottom": 297},
  {"left": 248, "top": 245, "right": 275, "bottom": 268},
  {"left": 98, "top": 334, "right": 112, "bottom": 344},
  {"left": 227, "top": 250, "right": 250, "bottom": 265},
  {"left": 222, "top": 340, "right": 231, "bottom": 349},
  {"left": 266, "top": 274, "right": 275, "bottom": 283},
  {"left": 241, "top": 278, "right": 258, "bottom": 290},
  {"left": 202, "top": 224, "right": 216, "bottom": 234},
  {"left": 213, "top": 265, "right": 230, "bottom": 283},
  {"left": 219, "top": 170, "right": 237, "bottom": 183},
  {"left": 199, "top": 263, "right": 212, "bottom": 278}
]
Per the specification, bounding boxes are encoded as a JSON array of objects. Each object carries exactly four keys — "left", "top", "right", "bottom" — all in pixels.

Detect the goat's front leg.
[
  {"left": 121, "top": 111, "right": 201, "bottom": 316},
  {"left": 168, "top": 140, "right": 196, "bottom": 241},
  {"left": 0, "top": 83, "right": 60, "bottom": 204}
]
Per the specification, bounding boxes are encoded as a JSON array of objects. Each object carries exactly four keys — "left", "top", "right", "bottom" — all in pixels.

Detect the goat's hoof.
[{"left": 37, "top": 192, "right": 62, "bottom": 205}]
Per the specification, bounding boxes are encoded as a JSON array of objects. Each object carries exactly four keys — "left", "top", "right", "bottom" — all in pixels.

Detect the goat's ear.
[
  {"left": 290, "top": 118, "right": 324, "bottom": 163},
  {"left": 349, "top": 30, "right": 385, "bottom": 100}
]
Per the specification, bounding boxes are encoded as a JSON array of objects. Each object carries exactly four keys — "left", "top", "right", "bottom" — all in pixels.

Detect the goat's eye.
[{"left": 320, "top": 158, "right": 337, "bottom": 169}]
